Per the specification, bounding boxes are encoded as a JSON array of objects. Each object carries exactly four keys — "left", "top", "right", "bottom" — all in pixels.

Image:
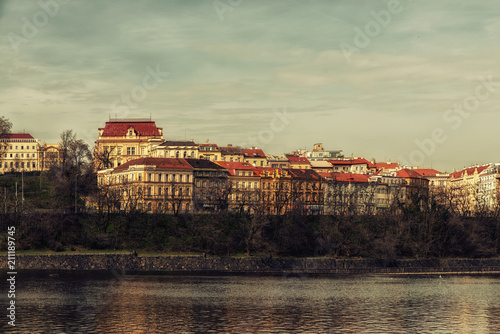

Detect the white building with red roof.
[
  {"left": 329, "top": 158, "right": 376, "bottom": 174},
  {"left": 0, "top": 133, "right": 40, "bottom": 173},
  {"left": 94, "top": 118, "right": 164, "bottom": 170}
]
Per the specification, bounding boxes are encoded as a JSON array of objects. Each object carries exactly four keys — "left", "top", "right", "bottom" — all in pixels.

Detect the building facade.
[
  {"left": 0, "top": 133, "right": 40, "bottom": 173},
  {"left": 94, "top": 118, "right": 164, "bottom": 170}
]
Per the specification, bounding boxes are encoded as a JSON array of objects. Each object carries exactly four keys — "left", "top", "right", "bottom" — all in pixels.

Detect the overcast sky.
[{"left": 1, "top": 0, "right": 500, "bottom": 172}]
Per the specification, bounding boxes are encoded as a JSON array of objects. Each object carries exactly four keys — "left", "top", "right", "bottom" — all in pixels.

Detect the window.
[
  {"left": 21, "top": 146, "right": 24, "bottom": 150},
  {"left": 117, "top": 147, "right": 122, "bottom": 155},
  {"left": 141, "top": 147, "right": 145, "bottom": 155},
  {"left": 148, "top": 173, "right": 152, "bottom": 182},
  {"left": 127, "top": 147, "right": 136, "bottom": 155},
  {"left": 148, "top": 187, "right": 152, "bottom": 196},
  {"left": 32, "top": 162, "right": 36, "bottom": 168},
  {"left": 158, "top": 187, "right": 162, "bottom": 196}
]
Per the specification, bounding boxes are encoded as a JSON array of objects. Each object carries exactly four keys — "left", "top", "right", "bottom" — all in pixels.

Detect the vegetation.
[{"left": 0, "top": 122, "right": 499, "bottom": 259}]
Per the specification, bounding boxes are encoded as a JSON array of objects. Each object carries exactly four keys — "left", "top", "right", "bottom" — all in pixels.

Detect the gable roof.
[
  {"left": 242, "top": 148, "right": 266, "bottom": 159},
  {"left": 396, "top": 168, "right": 424, "bottom": 179}
]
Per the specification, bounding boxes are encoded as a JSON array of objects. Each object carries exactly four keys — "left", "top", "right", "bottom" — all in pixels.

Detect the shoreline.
[{"left": 2, "top": 254, "right": 500, "bottom": 275}]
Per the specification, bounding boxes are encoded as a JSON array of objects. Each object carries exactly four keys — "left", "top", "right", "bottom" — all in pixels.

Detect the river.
[{"left": 1, "top": 271, "right": 500, "bottom": 333}]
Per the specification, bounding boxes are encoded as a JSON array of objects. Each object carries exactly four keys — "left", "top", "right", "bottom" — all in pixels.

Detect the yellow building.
[
  {"left": 97, "top": 157, "right": 193, "bottom": 214},
  {"left": 0, "top": 133, "right": 40, "bottom": 173},
  {"left": 94, "top": 118, "right": 164, "bottom": 170},
  {"left": 38, "top": 143, "right": 62, "bottom": 171},
  {"left": 242, "top": 148, "right": 267, "bottom": 167},
  {"left": 198, "top": 143, "right": 222, "bottom": 161}
]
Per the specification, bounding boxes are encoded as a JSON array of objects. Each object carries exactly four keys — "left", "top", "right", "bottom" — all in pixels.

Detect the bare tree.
[{"left": 0, "top": 117, "right": 12, "bottom": 165}]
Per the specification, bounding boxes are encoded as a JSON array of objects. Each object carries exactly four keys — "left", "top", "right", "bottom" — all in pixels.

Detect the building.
[
  {"left": 286, "top": 155, "right": 311, "bottom": 169},
  {"left": 242, "top": 148, "right": 267, "bottom": 167},
  {"left": 220, "top": 145, "right": 245, "bottom": 162},
  {"left": 94, "top": 118, "right": 164, "bottom": 170},
  {"left": 151, "top": 140, "right": 199, "bottom": 159},
  {"left": 306, "top": 143, "right": 344, "bottom": 161},
  {"left": 329, "top": 158, "right": 376, "bottom": 174},
  {"left": 448, "top": 165, "right": 491, "bottom": 215},
  {"left": 198, "top": 143, "right": 222, "bottom": 161},
  {"left": 266, "top": 154, "right": 290, "bottom": 169},
  {"left": 96, "top": 157, "right": 193, "bottom": 214},
  {"left": 38, "top": 143, "right": 62, "bottom": 171},
  {"left": 477, "top": 164, "right": 500, "bottom": 213},
  {"left": 374, "top": 162, "right": 400, "bottom": 176},
  {"left": 0, "top": 133, "right": 40, "bottom": 173},
  {"left": 323, "top": 173, "right": 407, "bottom": 215},
  {"left": 185, "top": 159, "right": 230, "bottom": 212},
  {"left": 310, "top": 160, "right": 333, "bottom": 173},
  {"left": 215, "top": 161, "right": 260, "bottom": 213}
]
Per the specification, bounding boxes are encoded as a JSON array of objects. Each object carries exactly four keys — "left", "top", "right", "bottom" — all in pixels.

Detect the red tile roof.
[
  {"left": 375, "top": 162, "right": 399, "bottom": 170},
  {"left": 330, "top": 173, "right": 371, "bottom": 183},
  {"left": 449, "top": 166, "right": 489, "bottom": 179},
  {"left": 242, "top": 148, "right": 266, "bottom": 158},
  {"left": 215, "top": 161, "right": 258, "bottom": 176},
  {"left": 396, "top": 169, "right": 424, "bottom": 179},
  {"left": 412, "top": 169, "right": 442, "bottom": 178},
  {"left": 1, "top": 133, "right": 34, "bottom": 139},
  {"left": 100, "top": 121, "right": 162, "bottom": 137},
  {"left": 286, "top": 155, "right": 310, "bottom": 164},
  {"left": 113, "top": 158, "right": 193, "bottom": 172}
]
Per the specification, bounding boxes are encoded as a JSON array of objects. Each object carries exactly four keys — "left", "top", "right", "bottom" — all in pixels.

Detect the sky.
[{"left": 1, "top": 0, "right": 500, "bottom": 172}]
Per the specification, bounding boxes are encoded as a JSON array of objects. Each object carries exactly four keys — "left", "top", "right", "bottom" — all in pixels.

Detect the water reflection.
[{"left": 1, "top": 272, "right": 499, "bottom": 333}]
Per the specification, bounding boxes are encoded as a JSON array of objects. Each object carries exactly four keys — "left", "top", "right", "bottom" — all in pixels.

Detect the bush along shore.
[{"left": 1, "top": 211, "right": 500, "bottom": 261}]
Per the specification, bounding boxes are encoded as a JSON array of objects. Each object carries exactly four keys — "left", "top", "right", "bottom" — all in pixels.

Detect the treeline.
[{"left": 1, "top": 209, "right": 499, "bottom": 259}]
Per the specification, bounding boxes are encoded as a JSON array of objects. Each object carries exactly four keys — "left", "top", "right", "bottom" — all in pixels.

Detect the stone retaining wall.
[{"left": 2, "top": 254, "right": 500, "bottom": 274}]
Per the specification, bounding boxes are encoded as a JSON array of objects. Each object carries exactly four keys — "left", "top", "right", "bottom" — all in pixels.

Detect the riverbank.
[{"left": 2, "top": 254, "right": 500, "bottom": 275}]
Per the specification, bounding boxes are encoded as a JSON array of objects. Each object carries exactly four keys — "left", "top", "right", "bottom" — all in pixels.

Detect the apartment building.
[{"left": 0, "top": 133, "right": 40, "bottom": 173}]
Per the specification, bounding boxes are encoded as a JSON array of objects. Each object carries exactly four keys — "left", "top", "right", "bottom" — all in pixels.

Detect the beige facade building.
[
  {"left": 97, "top": 157, "right": 194, "bottom": 214},
  {"left": 151, "top": 140, "right": 199, "bottom": 159},
  {"left": 94, "top": 118, "right": 164, "bottom": 170},
  {"left": 0, "top": 133, "right": 40, "bottom": 173}
]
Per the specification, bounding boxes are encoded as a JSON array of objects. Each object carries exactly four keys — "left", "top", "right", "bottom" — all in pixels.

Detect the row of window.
[
  {"left": 5, "top": 145, "right": 37, "bottom": 150},
  {"left": 1, "top": 162, "right": 36, "bottom": 169},
  {"left": 4, "top": 153, "right": 36, "bottom": 158}
]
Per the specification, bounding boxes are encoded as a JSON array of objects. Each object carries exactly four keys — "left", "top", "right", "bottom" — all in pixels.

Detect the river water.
[{"left": 1, "top": 271, "right": 500, "bottom": 333}]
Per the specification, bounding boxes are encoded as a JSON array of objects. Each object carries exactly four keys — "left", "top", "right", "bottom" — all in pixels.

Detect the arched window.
[{"left": 148, "top": 202, "right": 152, "bottom": 211}]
